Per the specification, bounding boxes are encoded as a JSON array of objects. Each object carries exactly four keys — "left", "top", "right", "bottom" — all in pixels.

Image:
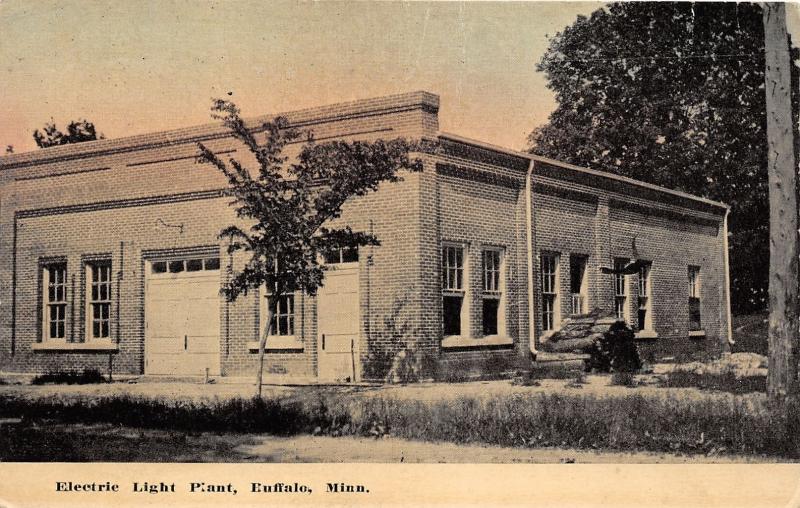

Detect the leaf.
[{"left": 528, "top": 2, "right": 784, "bottom": 313}]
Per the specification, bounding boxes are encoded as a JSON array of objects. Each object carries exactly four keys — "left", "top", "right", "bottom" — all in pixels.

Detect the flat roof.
[
  {"left": 0, "top": 90, "right": 439, "bottom": 171},
  {"left": 437, "top": 132, "right": 728, "bottom": 211},
  {"left": 0, "top": 89, "right": 728, "bottom": 212}
]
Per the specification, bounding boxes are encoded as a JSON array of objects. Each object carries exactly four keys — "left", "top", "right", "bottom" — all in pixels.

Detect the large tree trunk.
[
  {"left": 256, "top": 296, "right": 278, "bottom": 398},
  {"left": 763, "top": 2, "right": 800, "bottom": 401}
]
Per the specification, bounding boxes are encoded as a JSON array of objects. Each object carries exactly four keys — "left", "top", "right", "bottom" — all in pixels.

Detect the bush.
[
  {"left": 610, "top": 371, "right": 637, "bottom": 387},
  {"left": 31, "top": 369, "right": 107, "bottom": 385},
  {"left": 584, "top": 323, "right": 642, "bottom": 373},
  {"left": 661, "top": 368, "right": 766, "bottom": 394}
]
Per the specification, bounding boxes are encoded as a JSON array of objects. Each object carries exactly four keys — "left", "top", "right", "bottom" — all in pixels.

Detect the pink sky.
[{"left": 1, "top": 1, "right": 799, "bottom": 154}]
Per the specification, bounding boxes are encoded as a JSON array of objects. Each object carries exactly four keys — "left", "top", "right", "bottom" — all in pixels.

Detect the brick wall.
[
  {"left": 0, "top": 91, "right": 729, "bottom": 379},
  {"left": 0, "top": 91, "right": 437, "bottom": 377},
  {"left": 529, "top": 169, "right": 728, "bottom": 361}
]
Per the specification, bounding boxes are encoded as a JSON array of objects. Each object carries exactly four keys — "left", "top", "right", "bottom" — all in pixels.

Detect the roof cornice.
[{"left": 1, "top": 90, "right": 439, "bottom": 171}]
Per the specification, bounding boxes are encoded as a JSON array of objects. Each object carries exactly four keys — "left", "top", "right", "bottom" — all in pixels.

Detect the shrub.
[
  {"left": 31, "top": 369, "right": 107, "bottom": 385},
  {"left": 585, "top": 323, "right": 642, "bottom": 373},
  {"left": 610, "top": 371, "right": 637, "bottom": 387}
]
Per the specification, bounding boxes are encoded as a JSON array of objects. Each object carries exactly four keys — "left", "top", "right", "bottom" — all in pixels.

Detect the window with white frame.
[
  {"left": 322, "top": 246, "right": 358, "bottom": 264},
  {"left": 540, "top": 253, "right": 560, "bottom": 332},
  {"left": 260, "top": 289, "right": 295, "bottom": 337},
  {"left": 613, "top": 257, "right": 629, "bottom": 323},
  {"left": 43, "top": 263, "right": 67, "bottom": 341},
  {"left": 637, "top": 261, "right": 652, "bottom": 331},
  {"left": 86, "top": 261, "right": 112, "bottom": 340},
  {"left": 688, "top": 266, "right": 702, "bottom": 331},
  {"left": 442, "top": 244, "right": 466, "bottom": 337},
  {"left": 481, "top": 248, "right": 504, "bottom": 336},
  {"left": 569, "top": 255, "right": 588, "bottom": 315}
]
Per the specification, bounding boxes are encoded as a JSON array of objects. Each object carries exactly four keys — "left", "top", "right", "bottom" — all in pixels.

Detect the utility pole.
[{"left": 762, "top": 2, "right": 800, "bottom": 401}]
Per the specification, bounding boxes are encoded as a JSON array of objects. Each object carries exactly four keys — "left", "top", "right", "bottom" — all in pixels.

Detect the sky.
[{"left": 1, "top": 1, "right": 800, "bottom": 154}]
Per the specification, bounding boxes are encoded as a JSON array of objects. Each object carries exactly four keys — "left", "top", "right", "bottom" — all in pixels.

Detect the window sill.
[
  {"left": 247, "top": 337, "right": 304, "bottom": 351},
  {"left": 442, "top": 335, "right": 513, "bottom": 349},
  {"left": 634, "top": 330, "right": 659, "bottom": 340},
  {"left": 32, "top": 341, "right": 118, "bottom": 352},
  {"left": 688, "top": 330, "right": 706, "bottom": 338}
]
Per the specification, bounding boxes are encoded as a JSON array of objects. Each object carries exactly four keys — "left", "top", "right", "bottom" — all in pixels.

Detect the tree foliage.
[
  {"left": 33, "top": 119, "right": 103, "bottom": 148},
  {"left": 197, "top": 99, "right": 423, "bottom": 391},
  {"left": 529, "top": 2, "right": 797, "bottom": 314}
]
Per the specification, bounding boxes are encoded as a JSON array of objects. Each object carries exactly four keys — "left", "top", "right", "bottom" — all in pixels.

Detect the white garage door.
[
  {"left": 317, "top": 264, "right": 360, "bottom": 382},
  {"left": 145, "top": 256, "right": 221, "bottom": 376}
]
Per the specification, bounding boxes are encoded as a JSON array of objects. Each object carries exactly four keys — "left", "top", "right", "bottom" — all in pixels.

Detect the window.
[
  {"left": 540, "top": 253, "right": 560, "bottom": 332},
  {"left": 569, "top": 255, "right": 588, "bottom": 315},
  {"left": 442, "top": 244, "right": 466, "bottom": 337},
  {"left": 86, "top": 261, "right": 112, "bottom": 340},
  {"left": 149, "top": 257, "right": 220, "bottom": 275},
  {"left": 260, "top": 291, "right": 295, "bottom": 337},
  {"left": 688, "top": 266, "right": 702, "bottom": 331},
  {"left": 613, "top": 257, "right": 629, "bottom": 323},
  {"left": 637, "top": 262, "right": 652, "bottom": 331},
  {"left": 482, "top": 249, "right": 504, "bottom": 336},
  {"left": 43, "top": 263, "right": 67, "bottom": 341},
  {"left": 323, "top": 246, "right": 358, "bottom": 264}
]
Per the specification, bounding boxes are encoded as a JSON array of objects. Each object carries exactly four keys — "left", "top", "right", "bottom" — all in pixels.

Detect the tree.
[
  {"left": 197, "top": 100, "right": 423, "bottom": 395},
  {"left": 762, "top": 2, "right": 799, "bottom": 401},
  {"left": 528, "top": 2, "right": 798, "bottom": 315},
  {"left": 33, "top": 119, "right": 103, "bottom": 148}
]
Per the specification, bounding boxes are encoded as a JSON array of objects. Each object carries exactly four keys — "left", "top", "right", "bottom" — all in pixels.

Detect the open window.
[
  {"left": 442, "top": 244, "right": 467, "bottom": 337},
  {"left": 637, "top": 261, "right": 652, "bottom": 332},
  {"left": 688, "top": 266, "right": 702, "bottom": 333},
  {"left": 481, "top": 248, "right": 505, "bottom": 336},
  {"left": 569, "top": 255, "right": 588, "bottom": 315}
]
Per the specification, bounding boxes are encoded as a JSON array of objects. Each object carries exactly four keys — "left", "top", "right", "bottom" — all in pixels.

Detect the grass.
[
  {"left": 0, "top": 387, "right": 796, "bottom": 459},
  {"left": 0, "top": 422, "right": 256, "bottom": 462},
  {"left": 0, "top": 394, "right": 323, "bottom": 435},
  {"left": 514, "top": 363, "right": 583, "bottom": 386},
  {"left": 661, "top": 368, "right": 766, "bottom": 394},
  {"left": 31, "top": 369, "right": 108, "bottom": 385},
  {"left": 731, "top": 313, "right": 768, "bottom": 356}
]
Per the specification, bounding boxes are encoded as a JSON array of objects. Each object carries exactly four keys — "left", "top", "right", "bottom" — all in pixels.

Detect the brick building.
[{"left": 0, "top": 91, "right": 732, "bottom": 381}]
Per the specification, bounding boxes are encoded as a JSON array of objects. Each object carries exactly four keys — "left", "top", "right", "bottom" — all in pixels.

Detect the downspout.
[
  {"left": 526, "top": 159, "right": 538, "bottom": 356},
  {"left": 723, "top": 208, "right": 733, "bottom": 348}
]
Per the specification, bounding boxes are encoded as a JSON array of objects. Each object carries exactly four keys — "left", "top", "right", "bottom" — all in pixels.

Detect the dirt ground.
[
  {"left": 0, "top": 421, "right": 781, "bottom": 463},
  {"left": 236, "top": 434, "right": 781, "bottom": 464}
]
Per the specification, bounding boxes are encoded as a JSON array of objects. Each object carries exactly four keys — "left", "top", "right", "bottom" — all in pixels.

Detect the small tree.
[
  {"left": 197, "top": 100, "right": 423, "bottom": 395},
  {"left": 33, "top": 119, "right": 103, "bottom": 148}
]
